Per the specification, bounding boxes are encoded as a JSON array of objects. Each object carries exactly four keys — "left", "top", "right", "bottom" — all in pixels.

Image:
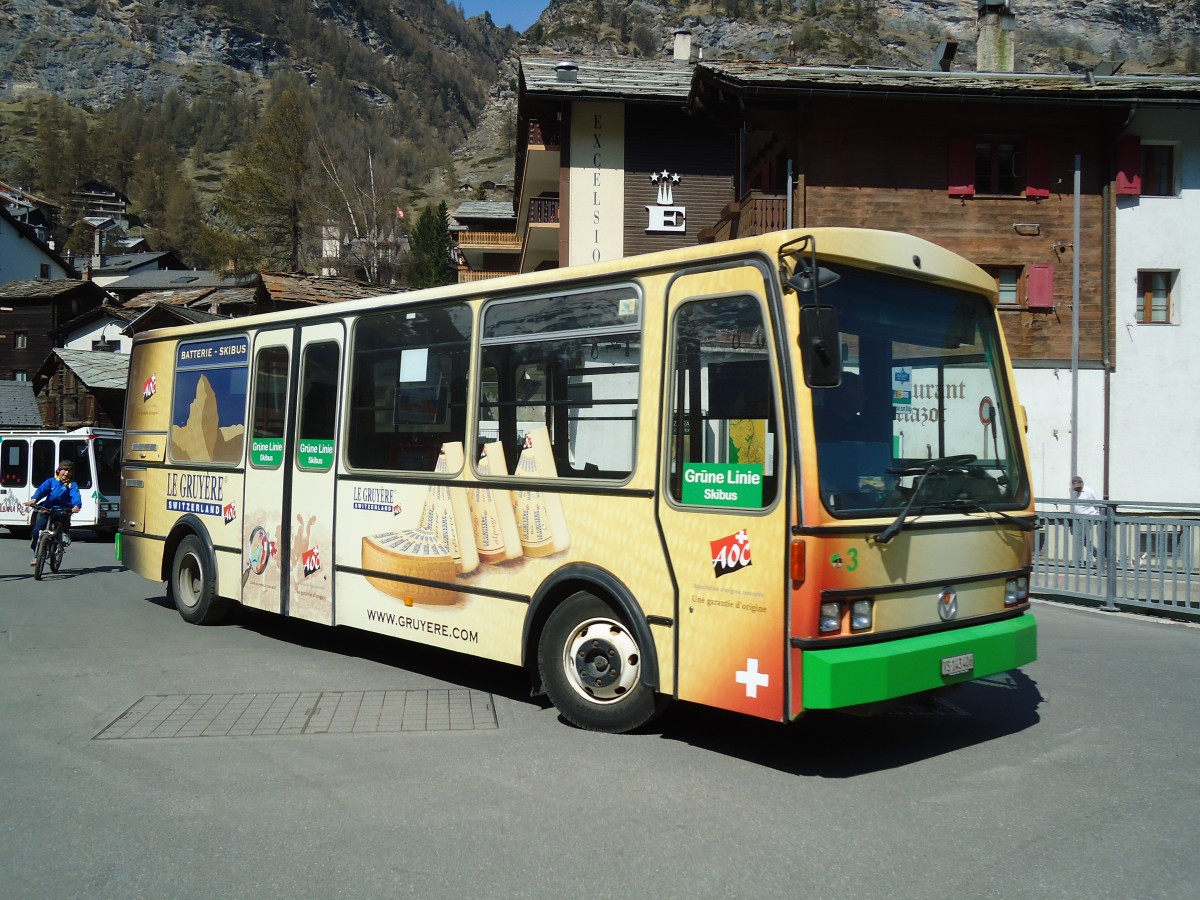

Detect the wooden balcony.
[
  {"left": 455, "top": 230, "right": 522, "bottom": 252},
  {"left": 457, "top": 268, "right": 519, "bottom": 284},
  {"left": 699, "top": 190, "right": 793, "bottom": 244}
]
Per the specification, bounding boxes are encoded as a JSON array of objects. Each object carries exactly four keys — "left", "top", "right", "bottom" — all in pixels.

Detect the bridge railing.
[{"left": 1033, "top": 497, "right": 1200, "bottom": 618}]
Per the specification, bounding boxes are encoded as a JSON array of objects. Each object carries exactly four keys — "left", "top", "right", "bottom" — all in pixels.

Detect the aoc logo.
[
  {"left": 142, "top": 373, "right": 157, "bottom": 401},
  {"left": 302, "top": 546, "right": 322, "bottom": 577},
  {"left": 710, "top": 530, "right": 752, "bottom": 578}
]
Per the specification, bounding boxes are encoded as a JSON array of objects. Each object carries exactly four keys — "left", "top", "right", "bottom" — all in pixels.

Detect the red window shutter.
[
  {"left": 1025, "top": 138, "right": 1050, "bottom": 198},
  {"left": 948, "top": 136, "right": 975, "bottom": 197},
  {"left": 1026, "top": 264, "right": 1054, "bottom": 309},
  {"left": 1116, "top": 135, "right": 1141, "bottom": 196}
]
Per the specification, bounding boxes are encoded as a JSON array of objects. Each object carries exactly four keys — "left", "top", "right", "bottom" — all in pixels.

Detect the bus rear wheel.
[
  {"left": 537, "top": 591, "right": 665, "bottom": 733},
  {"left": 169, "top": 534, "right": 230, "bottom": 625}
]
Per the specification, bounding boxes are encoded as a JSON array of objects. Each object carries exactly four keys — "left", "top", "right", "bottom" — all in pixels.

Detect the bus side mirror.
[{"left": 800, "top": 306, "right": 842, "bottom": 388}]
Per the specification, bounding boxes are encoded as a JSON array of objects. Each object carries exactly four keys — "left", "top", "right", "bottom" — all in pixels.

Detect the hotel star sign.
[{"left": 647, "top": 169, "right": 686, "bottom": 233}]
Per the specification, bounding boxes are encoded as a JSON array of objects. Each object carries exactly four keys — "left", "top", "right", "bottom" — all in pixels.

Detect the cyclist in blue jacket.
[{"left": 29, "top": 461, "right": 82, "bottom": 566}]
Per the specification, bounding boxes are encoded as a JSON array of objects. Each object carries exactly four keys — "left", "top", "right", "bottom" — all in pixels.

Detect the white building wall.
[
  {"left": 62, "top": 318, "right": 133, "bottom": 354},
  {"left": 1111, "top": 108, "right": 1200, "bottom": 503},
  {"left": 0, "top": 220, "right": 71, "bottom": 285},
  {"left": 1013, "top": 368, "right": 1106, "bottom": 504}
]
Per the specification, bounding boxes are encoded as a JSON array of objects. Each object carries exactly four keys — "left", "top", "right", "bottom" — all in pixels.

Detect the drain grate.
[{"left": 94, "top": 689, "right": 497, "bottom": 740}]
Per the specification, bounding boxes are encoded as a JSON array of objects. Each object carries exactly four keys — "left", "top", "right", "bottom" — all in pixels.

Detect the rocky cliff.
[{"left": 534, "top": 0, "right": 1198, "bottom": 74}]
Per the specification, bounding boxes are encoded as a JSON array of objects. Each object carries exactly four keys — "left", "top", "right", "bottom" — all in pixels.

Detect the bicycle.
[{"left": 30, "top": 502, "right": 71, "bottom": 581}]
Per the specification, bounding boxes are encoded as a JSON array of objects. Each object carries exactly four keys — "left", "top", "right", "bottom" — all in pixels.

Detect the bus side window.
[
  {"left": 250, "top": 346, "right": 289, "bottom": 469},
  {"left": 32, "top": 439, "right": 56, "bottom": 486},
  {"left": 297, "top": 342, "right": 340, "bottom": 472},
  {"left": 169, "top": 336, "right": 250, "bottom": 466},
  {"left": 1, "top": 439, "right": 29, "bottom": 487},
  {"left": 669, "top": 295, "right": 778, "bottom": 508},
  {"left": 477, "top": 286, "right": 642, "bottom": 479},
  {"left": 60, "top": 439, "right": 92, "bottom": 489},
  {"left": 347, "top": 303, "right": 472, "bottom": 474}
]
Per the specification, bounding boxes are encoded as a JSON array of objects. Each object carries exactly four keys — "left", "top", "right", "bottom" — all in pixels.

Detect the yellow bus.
[{"left": 119, "top": 228, "right": 1037, "bottom": 732}]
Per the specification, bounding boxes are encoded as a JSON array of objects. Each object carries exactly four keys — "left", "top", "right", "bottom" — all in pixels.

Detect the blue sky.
[{"left": 458, "top": 1, "right": 548, "bottom": 32}]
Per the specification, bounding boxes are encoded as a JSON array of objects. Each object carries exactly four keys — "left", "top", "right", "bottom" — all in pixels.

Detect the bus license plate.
[{"left": 941, "top": 653, "right": 974, "bottom": 677}]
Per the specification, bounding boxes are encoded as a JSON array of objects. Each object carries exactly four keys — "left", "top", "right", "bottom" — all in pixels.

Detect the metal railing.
[{"left": 1033, "top": 497, "right": 1200, "bottom": 618}]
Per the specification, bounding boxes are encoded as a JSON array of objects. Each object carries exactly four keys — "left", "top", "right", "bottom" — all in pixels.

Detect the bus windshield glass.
[{"left": 809, "top": 264, "right": 1027, "bottom": 517}]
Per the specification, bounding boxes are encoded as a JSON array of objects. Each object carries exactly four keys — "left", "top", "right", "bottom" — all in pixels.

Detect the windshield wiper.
[
  {"left": 928, "top": 498, "right": 1038, "bottom": 532},
  {"left": 873, "top": 454, "right": 978, "bottom": 544}
]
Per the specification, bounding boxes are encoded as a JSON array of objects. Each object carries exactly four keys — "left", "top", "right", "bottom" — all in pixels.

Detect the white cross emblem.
[{"left": 735, "top": 658, "right": 770, "bottom": 698}]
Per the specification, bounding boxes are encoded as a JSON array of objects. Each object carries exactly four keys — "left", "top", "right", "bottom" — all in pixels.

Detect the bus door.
[
  {"left": 657, "top": 264, "right": 791, "bottom": 722},
  {"left": 287, "top": 323, "right": 344, "bottom": 624},
  {"left": 242, "top": 329, "right": 293, "bottom": 615}
]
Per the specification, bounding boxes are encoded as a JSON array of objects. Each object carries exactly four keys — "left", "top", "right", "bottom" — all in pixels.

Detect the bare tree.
[{"left": 313, "top": 124, "right": 401, "bottom": 284}]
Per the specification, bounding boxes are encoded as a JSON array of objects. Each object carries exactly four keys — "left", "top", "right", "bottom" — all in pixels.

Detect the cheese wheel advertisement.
[{"left": 337, "top": 429, "right": 586, "bottom": 664}]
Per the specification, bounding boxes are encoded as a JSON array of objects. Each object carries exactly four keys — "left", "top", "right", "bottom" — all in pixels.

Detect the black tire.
[
  {"left": 168, "top": 534, "right": 230, "bottom": 625},
  {"left": 49, "top": 535, "right": 64, "bottom": 574},
  {"left": 537, "top": 591, "right": 667, "bottom": 733},
  {"left": 33, "top": 533, "right": 49, "bottom": 581}
]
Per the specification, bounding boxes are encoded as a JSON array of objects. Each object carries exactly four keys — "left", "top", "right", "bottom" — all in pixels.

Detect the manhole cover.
[{"left": 94, "top": 689, "right": 497, "bottom": 740}]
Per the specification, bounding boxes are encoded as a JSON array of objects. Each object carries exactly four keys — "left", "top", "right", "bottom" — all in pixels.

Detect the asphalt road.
[{"left": 2, "top": 530, "right": 1198, "bottom": 899}]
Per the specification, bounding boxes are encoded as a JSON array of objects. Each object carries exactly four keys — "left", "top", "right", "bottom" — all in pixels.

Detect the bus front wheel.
[
  {"left": 537, "top": 591, "right": 664, "bottom": 733},
  {"left": 169, "top": 534, "right": 230, "bottom": 625}
]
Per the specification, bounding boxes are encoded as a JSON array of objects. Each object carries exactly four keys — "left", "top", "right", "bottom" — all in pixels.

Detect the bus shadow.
[
  {"left": 1, "top": 564, "right": 126, "bottom": 582},
  {"left": 165, "top": 602, "right": 1043, "bottom": 775},
  {"left": 56, "top": 564, "right": 127, "bottom": 578},
  {"left": 220, "top": 606, "right": 539, "bottom": 705},
  {"left": 655, "top": 671, "right": 1044, "bottom": 777}
]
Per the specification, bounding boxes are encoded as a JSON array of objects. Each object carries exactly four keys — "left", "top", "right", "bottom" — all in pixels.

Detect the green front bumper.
[{"left": 801, "top": 613, "right": 1037, "bottom": 710}]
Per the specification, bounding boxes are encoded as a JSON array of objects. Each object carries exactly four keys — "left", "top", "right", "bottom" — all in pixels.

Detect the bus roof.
[{"left": 130, "top": 228, "right": 998, "bottom": 343}]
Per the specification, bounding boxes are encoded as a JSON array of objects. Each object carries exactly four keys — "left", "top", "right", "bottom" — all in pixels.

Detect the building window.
[
  {"left": 985, "top": 267, "right": 1022, "bottom": 307},
  {"left": 950, "top": 137, "right": 1048, "bottom": 198},
  {"left": 1137, "top": 271, "right": 1175, "bottom": 324},
  {"left": 13, "top": 371, "right": 28, "bottom": 381},
  {"left": 39, "top": 264, "right": 50, "bottom": 279},
  {"left": 1142, "top": 144, "right": 1176, "bottom": 197},
  {"left": 975, "top": 140, "right": 1023, "bottom": 195},
  {"left": 15, "top": 330, "right": 28, "bottom": 349}
]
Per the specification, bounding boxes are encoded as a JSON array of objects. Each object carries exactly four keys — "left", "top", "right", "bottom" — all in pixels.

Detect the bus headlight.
[
  {"left": 1004, "top": 576, "right": 1029, "bottom": 607},
  {"left": 850, "top": 599, "right": 873, "bottom": 632},
  {"left": 819, "top": 602, "right": 842, "bottom": 635}
]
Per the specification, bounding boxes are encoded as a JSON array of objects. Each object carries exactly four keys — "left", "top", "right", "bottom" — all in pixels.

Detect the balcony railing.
[
  {"left": 528, "top": 196, "right": 560, "bottom": 224},
  {"left": 457, "top": 268, "right": 519, "bottom": 284},
  {"left": 455, "top": 230, "right": 521, "bottom": 251},
  {"left": 527, "top": 118, "right": 561, "bottom": 148},
  {"left": 699, "top": 190, "right": 792, "bottom": 244}
]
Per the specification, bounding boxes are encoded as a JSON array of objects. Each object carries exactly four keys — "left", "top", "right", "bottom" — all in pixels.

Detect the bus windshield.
[{"left": 810, "top": 264, "right": 1027, "bottom": 517}]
